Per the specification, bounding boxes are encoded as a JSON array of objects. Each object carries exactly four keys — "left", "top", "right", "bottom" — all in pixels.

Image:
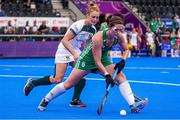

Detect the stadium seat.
[
  {"left": 171, "top": 0, "right": 177, "bottom": 6},
  {"left": 165, "top": 0, "right": 171, "bottom": 6},
  {"left": 141, "top": 0, "right": 147, "bottom": 5}
]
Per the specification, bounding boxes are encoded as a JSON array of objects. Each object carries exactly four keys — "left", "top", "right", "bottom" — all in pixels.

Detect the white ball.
[
  {"left": 145, "top": 97, "right": 148, "bottom": 100},
  {"left": 120, "top": 109, "right": 126, "bottom": 116}
]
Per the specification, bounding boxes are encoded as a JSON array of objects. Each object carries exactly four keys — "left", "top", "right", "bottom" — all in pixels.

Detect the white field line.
[
  {"left": 0, "top": 65, "right": 180, "bottom": 70},
  {"left": 0, "top": 74, "right": 180, "bottom": 87}
]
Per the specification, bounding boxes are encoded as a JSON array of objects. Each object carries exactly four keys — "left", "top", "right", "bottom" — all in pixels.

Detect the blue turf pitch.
[{"left": 0, "top": 57, "right": 180, "bottom": 119}]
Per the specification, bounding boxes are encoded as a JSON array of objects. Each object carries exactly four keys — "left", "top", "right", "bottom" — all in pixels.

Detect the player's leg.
[
  {"left": 23, "top": 76, "right": 52, "bottom": 96},
  {"left": 68, "top": 62, "right": 87, "bottom": 107},
  {"left": 23, "top": 63, "right": 67, "bottom": 96},
  {"left": 69, "top": 78, "right": 86, "bottom": 107},
  {"left": 105, "top": 64, "right": 135, "bottom": 105},
  {"left": 105, "top": 64, "right": 148, "bottom": 113},
  {"left": 38, "top": 68, "right": 89, "bottom": 111}
]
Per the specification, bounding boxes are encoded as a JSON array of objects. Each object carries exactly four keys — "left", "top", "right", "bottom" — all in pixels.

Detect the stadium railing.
[{"left": 0, "top": 34, "right": 64, "bottom": 58}]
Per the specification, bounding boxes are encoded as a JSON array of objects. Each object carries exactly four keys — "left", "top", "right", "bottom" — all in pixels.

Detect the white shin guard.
[
  {"left": 119, "top": 81, "right": 135, "bottom": 105},
  {"left": 45, "top": 82, "right": 66, "bottom": 102}
]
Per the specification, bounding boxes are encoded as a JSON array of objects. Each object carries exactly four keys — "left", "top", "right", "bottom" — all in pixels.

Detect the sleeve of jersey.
[{"left": 68, "top": 20, "right": 83, "bottom": 36}]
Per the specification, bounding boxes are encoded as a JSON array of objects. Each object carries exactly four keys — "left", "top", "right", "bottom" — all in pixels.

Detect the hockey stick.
[{"left": 97, "top": 69, "right": 118, "bottom": 115}]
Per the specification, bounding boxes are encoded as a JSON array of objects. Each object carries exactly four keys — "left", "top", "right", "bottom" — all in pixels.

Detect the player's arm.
[
  {"left": 118, "top": 32, "right": 129, "bottom": 60},
  {"left": 61, "top": 31, "right": 79, "bottom": 60},
  {"left": 92, "top": 31, "right": 114, "bottom": 88},
  {"left": 92, "top": 31, "right": 109, "bottom": 76},
  {"left": 113, "top": 32, "right": 129, "bottom": 73},
  {"left": 137, "top": 35, "right": 141, "bottom": 44}
]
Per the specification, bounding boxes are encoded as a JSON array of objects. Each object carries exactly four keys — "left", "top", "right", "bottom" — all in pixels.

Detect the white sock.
[
  {"left": 45, "top": 82, "right": 66, "bottom": 102},
  {"left": 128, "top": 51, "right": 131, "bottom": 58},
  {"left": 171, "top": 49, "right": 174, "bottom": 57},
  {"left": 119, "top": 81, "right": 135, "bottom": 105},
  {"left": 175, "top": 50, "right": 179, "bottom": 57}
]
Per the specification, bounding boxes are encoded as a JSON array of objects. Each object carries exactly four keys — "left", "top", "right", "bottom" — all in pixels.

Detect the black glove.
[
  {"left": 105, "top": 74, "right": 115, "bottom": 89},
  {"left": 114, "top": 59, "right": 125, "bottom": 73}
]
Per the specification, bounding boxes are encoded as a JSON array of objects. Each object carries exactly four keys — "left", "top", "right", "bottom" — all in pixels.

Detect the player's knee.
[
  {"left": 117, "top": 73, "right": 126, "bottom": 83},
  {"left": 64, "top": 80, "right": 75, "bottom": 90}
]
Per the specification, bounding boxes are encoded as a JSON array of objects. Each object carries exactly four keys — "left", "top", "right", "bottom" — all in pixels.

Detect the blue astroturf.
[{"left": 0, "top": 57, "right": 180, "bottom": 119}]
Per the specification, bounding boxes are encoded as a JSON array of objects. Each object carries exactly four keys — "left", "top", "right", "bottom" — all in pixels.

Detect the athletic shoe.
[
  {"left": 69, "top": 99, "right": 86, "bottom": 107},
  {"left": 134, "top": 95, "right": 143, "bottom": 102},
  {"left": 23, "top": 78, "right": 34, "bottom": 96},
  {"left": 38, "top": 98, "right": 49, "bottom": 112},
  {"left": 130, "top": 99, "right": 148, "bottom": 113}
]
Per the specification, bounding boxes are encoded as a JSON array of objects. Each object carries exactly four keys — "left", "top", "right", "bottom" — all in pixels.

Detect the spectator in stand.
[
  {"left": 170, "top": 29, "right": 177, "bottom": 57},
  {"left": 4, "top": 21, "right": 16, "bottom": 34},
  {"left": 50, "top": 26, "right": 59, "bottom": 35},
  {"left": 154, "top": 32, "right": 162, "bottom": 57},
  {"left": 172, "top": 15, "right": 180, "bottom": 31},
  {"left": 59, "top": 27, "right": 67, "bottom": 35},
  {"left": 26, "top": 0, "right": 31, "bottom": 7},
  {"left": 0, "top": 5, "right": 6, "bottom": 16},
  {"left": 129, "top": 28, "right": 141, "bottom": 57},
  {"left": 156, "top": 17, "right": 163, "bottom": 32},
  {"left": 23, "top": 21, "right": 32, "bottom": 41},
  {"left": 30, "top": 1, "right": 37, "bottom": 13},
  {"left": 31, "top": 20, "right": 38, "bottom": 34},
  {"left": 176, "top": 28, "right": 180, "bottom": 57},
  {"left": 3, "top": 20, "right": 16, "bottom": 41},
  {"left": 38, "top": 21, "right": 49, "bottom": 41},
  {"left": 23, "top": 21, "right": 31, "bottom": 34},
  {"left": 61, "top": 0, "right": 68, "bottom": 9},
  {"left": 49, "top": 26, "right": 59, "bottom": 41},
  {"left": 29, "top": 20, "right": 39, "bottom": 41},
  {"left": 38, "top": 21, "right": 49, "bottom": 34},
  {"left": 149, "top": 18, "right": 157, "bottom": 33},
  {"left": 39, "top": 0, "right": 51, "bottom": 4},
  {"left": 135, "top": 25, "right": 143, "bottom": 51},
  {"left": 145, "top": 27, "right": 155, "bottom": 56},
  {"left": 175, "top": 15, "right": 180, "bottom": 31}
]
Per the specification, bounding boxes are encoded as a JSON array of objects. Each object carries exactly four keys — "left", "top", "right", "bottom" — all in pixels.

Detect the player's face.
[
  {"left": 88, "top": 11, "right": 99, "bottom": 25},
  {"left": 111, "top": 24, "right": 125, "bottom": 35}
]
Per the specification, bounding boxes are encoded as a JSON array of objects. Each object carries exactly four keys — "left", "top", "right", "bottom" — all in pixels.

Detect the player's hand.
[
  {"left": 114, "top": 59, "right": 125, "bottom": 73},
  {"left": 105, "top": 74, "right": 115, "bottom": 89},
  {"left": 73, "top": 52, "right": 79, "bottom": 61}
]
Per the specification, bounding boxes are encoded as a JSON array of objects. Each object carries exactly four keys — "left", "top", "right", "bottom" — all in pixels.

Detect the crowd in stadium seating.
[
  {"left": 126, "top": 0, "right": 180, "bottom": 18},
  {"left": 122, "top": 0, "right": 180, "bottom": 57},
  {"left": 0, "top": 19, "right": 67, "bottom": 42},
  {"left": 0, "top": 0, "right": 59, "bottom": 17},
  {"left": 139, "top": 15, "right": 180, "bottom": 57},
  {"left": 0, "top": 0, "right": 180, "bottom": 57}
]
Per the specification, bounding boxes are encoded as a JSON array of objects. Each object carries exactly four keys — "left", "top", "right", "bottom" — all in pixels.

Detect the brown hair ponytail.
[{"left": 108, "top": 15, "right": 124, "bottom": 27}]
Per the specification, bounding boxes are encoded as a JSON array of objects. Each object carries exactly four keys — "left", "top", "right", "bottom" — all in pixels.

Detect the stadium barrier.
[{"left": 0, "top": 34, "right": 63, "bottom": 58}]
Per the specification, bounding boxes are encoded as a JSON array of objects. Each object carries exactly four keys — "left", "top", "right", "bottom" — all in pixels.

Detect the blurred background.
[{"left": 0, "top": 0, "right": 179, "bottom": 58}]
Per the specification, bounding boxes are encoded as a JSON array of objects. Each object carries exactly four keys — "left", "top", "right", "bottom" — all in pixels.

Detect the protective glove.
[
  {"left": 114, "top": 59, "right": 125, "bottom": 73},
  {"left": 105, "top": 74, "right": 115, "bottom": 89}
]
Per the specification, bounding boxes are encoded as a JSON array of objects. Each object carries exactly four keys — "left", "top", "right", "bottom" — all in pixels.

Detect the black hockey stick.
[{"left": 97, "top": 69, "right": 118, "bottom": 115}]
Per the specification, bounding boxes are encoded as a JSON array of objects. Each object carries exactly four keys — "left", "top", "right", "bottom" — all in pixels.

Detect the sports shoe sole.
[
  {"left": 69, "top": 103, "right": 86, "bottom": 108},
  {"left": 131, "top": 99, "right": 148, "bottom": 113},
  {"left": 38, "top": 98, "right": 48, "bottom": 112},
  {"left": 23, "top": 78, "right": 33, "bottom": 96},
  {"left": 38, "top": 106, "right": 46, "bottom": 112}
]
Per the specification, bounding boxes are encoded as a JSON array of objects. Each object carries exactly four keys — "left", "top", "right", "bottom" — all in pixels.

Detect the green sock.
[
  {"left": 32, "top": 76, "right": 52, "bottom": 86},
  {"left": 72, "top": 78, "right": 86, "bottom": 101}
]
